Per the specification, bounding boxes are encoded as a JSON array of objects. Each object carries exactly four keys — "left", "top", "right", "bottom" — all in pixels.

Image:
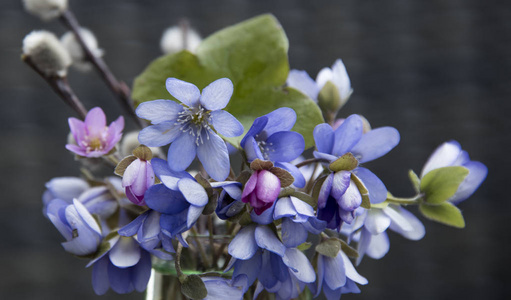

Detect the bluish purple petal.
[
  {"left": 337, "top": 181, "right": 362, "bottom": 211},
  {"left": 178, "top": 178, "right": 208, "bottom": 206},
  {"left": 109, "top": 236, "right": 141, "bottom": 268},
  {"left": 350, "top": 127, "right": 400, "bottom": 163},
  {"left": 166, "top": 78, "right": 200, "bottom": 107},
  {"left": 259, "top": 251, "right": 279, "bottom": 289},
  {"left": 197, "top": 132, "right": 230, "bottom": 181},
  {"left": 264, "top": 107, "right": 297, "bottom": 136},
  {"left": 240, "top": 116, "right": 268, "bottom": 147},
  {"left": 138, "top": 122, "right": 181, "bottom": 147},
  {"left": 140, "top": 210, "right": 161, "bottom": 241},
  {"left": 364, "top": 209, "right": 391, "bottom": 235},
  {"left": 145, "top": 184, "right": 189, "bottom": 214},
  {"left": 387, "top": 206, "right": 425, "bottom": 240},
  {"left": 313, "top": 151, "right": 338, "bottom": 163},
  {"left": 323, "top": 253, "right": 346, "bottom": 290},
  {"left": 276, "top": 162, "right": 305, "bottom": 188},
  {"left": 232, "top": 253, "right": 262, "bottom": 286},
  {"left": 282, "top": 248, "right": 316, "bottom": 283},
  {"left": 160, "top": 211, "right": 188, "bottom": 237},
  {"left": 366, "top": 231, "right": 390, "bottom": 259},
  {"left": 251, "top": 200, "right": 276, "bottom": 225},
  {"left": 331, "top": 171, "right": 351, "bottom": 200},
  {"left": 281, "top": 218, "right": 308, "bottom": 247},
  {"left": 287, "top": 69, "right": 319, "bottom": 100},
  {"left": 202, "top": 277, "right": 244, "bottom": 300},
  {"left": 132, "top": 250, "right": 152, "bottom": 292},
  {"left": 274, "top": 197, "right": 295, "bottom": 219},
  {"left": 318, "top": 173, "right": 334, "bottom": 209},
  {"left": 450, "top": 161, "right": 488, "bottom": 203},
  {"left": 421, "top": 140, "right": 462, "bottom": 177},
  {"left": 186, "top": 205, "right": 205, "bottom": 227},
  {"left": 47, "top": 199, "right": 72, "bottom": 240},
  {"left": 92, "top": 256, "right": 110, "bottom": 295},
  {"left": 210, "top": 110, "right": 244, "bottom": 137},
  {"left": 332, "top": 114, "right": 363, "bottom": 156},
  {"left": 45, "top": 177, "right": 88, "bottom": 202},
  {"left": 118, "top": 211, "right": 148, "bottom": 237},
  {"left": 243, "top": 135, "right": 263, "bottom": 161},
  {"left": 200, "top": 78, "right": 234, "bottom": 111},
  {"left": 266, "top": 131, "right": 305, "bottom": 162},
  {"left": 167, "top": 132, "right": 197, "bottom": 171},
  {"left": 323, "top": 284, "right": 343, "bottom": 300},
  {"left": 228, "top": 225, "right": 258, "bottom": 260},
  {"left": 108, "top": 262, "right": 134, "bottom": 294},
  {"left": 151, "top": 158, "right": 192, "bottom": 190},
  {"left": 289, "top": 196, "right": 315, "bottom": 217},
  {"left": 255, "top": 225, "right": 286, "bottom": 257},
  {"left": 314, "top": 123, "right": 335, "bottom": 154},
  {"left": 353, "top": 167, "right": 387, "bottom": 204},
  {"left": 135, "top": 100, "right": 183, "bottom": 124}
]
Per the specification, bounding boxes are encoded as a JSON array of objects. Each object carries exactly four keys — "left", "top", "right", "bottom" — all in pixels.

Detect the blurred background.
[{"left": 1, "top": 0, "right": 510, "bottom": 299}]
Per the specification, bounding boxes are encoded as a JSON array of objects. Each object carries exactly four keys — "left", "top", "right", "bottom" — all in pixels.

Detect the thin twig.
[
  {"left": 295, "top": 158, "right": 329, "bottom": 169},
  {"left": 59, "top": 9, "right": 145, "bottom": 128},
  {"left": 190, "top": 227, "right": 211, "bottom": 269}
]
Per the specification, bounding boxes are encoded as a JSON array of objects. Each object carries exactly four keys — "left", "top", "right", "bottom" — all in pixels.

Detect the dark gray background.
[{"left": 1, "top": 0, "right": 509, "bottom": 299}]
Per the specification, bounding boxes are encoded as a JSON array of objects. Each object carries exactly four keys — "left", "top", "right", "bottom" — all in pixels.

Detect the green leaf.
[
  {"left": 420, "top": 166, "right": 469, "bottom": 204},
  {"left": 132, "top": 14, "right": 323, "bottom": 148},
  {"left": 329, "top": 153, "right": 358, "bottom": 172},
  {"left": 408, "top": 169, "right": 421, "bottom": 193},
  {"left": 351, "top": 173, "right": 371, "bottom": 209},
  {"left": 297, "top": 242, "right": 312, "bottom": 251},
  {"left": 339, "top": 239, "right": 359, "bottom": 258},
  {"left": 419, "top": 202, "right": 465, "bottom": 228},
  {"left": 180, "top": 275, "right": 208, "bottom": 299},
  {"left": 315, "top": 238, "right": 341, "bottom": 258}
]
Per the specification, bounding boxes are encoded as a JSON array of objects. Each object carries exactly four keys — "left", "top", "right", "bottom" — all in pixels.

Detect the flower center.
[
  {"left": 81, "top": 136, "right": 105, "bottom": 153},
  {"left": 255, "top": 134, "right": 274, "bottom": 160},
  {"left": 176, "top": 105, "right": 212, "bottom": 145}
]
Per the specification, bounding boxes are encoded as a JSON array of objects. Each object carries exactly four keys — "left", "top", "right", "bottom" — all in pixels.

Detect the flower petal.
[
  {"left": 314, "top": 123, "right": 335, "bottom": 154},
  {"left": 353, "top": 167, "right": 387, "bottom": 204},
  {"left": 187, "top": 205, "right": 205, "bottom": 227},
  {"left": 330, "top": 59, "right": 352, "bottom": 99},
  {"left": 331, "top": 171, "right": 351, "bottom": 200},
  {"left": 178, "top": 178, "right": 208, "bottom": 206},
  {"left": 84, "top": 107, "right": 106, "bottom": 137},
  {"left": 351, "top": 127, "right": 400, "bottom": 163},
  {"left": 122, "top": 158, "right": 141, "bottom": 187},
  {"left": 108, "top": 262, "right": 134, "bottom": 294},
  {"left": 276, "top": 162, "right": 305, "bottom": 188},
  {"left": 421, "top": 140, "right": 462, "bottom": 177},
  {"left": 243, "top": 135, "right": 264, "bottom": 162},
  {"left": 340, "top": 251, "right": 368, "bottom": 285},
  {"left": 388, "top": 206, "right": 425, "bottom": 241},
  {"left": 151, "top": 158, "right": 192, "bottom": 190},
  {"left": 282, "top": 248, "right": 316, "bottom": 283},
  {"left": 338, "top": 180, "right": 362, "bottom": 211},
  {"left": 200, "top": 78, "right": 233, "bottom": 111},
  {"left": 109, "top": 236, "right": 141, "bottom": 268},
  {"left": 144, "top": 184, "right": 189, "bottom": 214},
  {"left": 263, "top": 107, "right": 297, "bottom": 136},
  {"left": 210, "top": 110, "right": 244, "bottom": 138},
  {"left": 138, "top": 121, "right": 181, "bottom": 147},
  {"left": 45, "top": 177, "right": 89, "bottom": 202},
  {"left": 228, "top": 225, "right": 258, "bottom": 260},
  {"left": 332, "top": 114, "right": 363, "bottom": 156},
  {"left": 197, "top": 132, "right": 230, "bottom": 181},
  {"left": 366, "top": 231, "right": 389, "bottom": 259},
  {"left": 136, "top": 100, "right": 183, "bottom": 124},
  {"left": 68, "top": 117, "right": 85, "bottom": 146},
  {"left": 167, "top": 131, "right": 197, "bottom": 171},
  {"left": 166, "top": 78, "right": 200, "bottom": 107},
  {"left": 364, "top": 209, "right": 391, "bottom": 235},
  {"left": 323, "top": 253, "right": 346, "bottom": 289},
  {"left": 132, "top": 250, "right": 152, "bottom": 292},
  {"left": 281, "top": 218, "right": 308, "bottom": 247},
  {"left": 450, "top": 161, "right": 488, "bottom": 203},
  {"left": 287, "top": 69, "right": 319, "bottom": 100},
  {"left": 255, "top": 225, "right": 286, "bottom": 256},
  {"left": 92, "top": 256, "right": 110, "bottom": 295},
  {"left": 240, "top": 116, "right": 268, "bottom": 148},
  {"left": 318, "top": 173, "right": 334, "bottom": 209},
  {"left": 266, "top": 131, "right": 305, "bottom": 162}
]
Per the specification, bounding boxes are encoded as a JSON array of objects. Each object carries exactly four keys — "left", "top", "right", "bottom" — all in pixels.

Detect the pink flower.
[
  {"left": 122, "top": 158, "right": 155, "bottom": 206},
  {"left": 242, "top": 170, "right": 281, "bottom": 215},
  {"left": 66, "top": 107, "right": 124, "bottom": 157}
]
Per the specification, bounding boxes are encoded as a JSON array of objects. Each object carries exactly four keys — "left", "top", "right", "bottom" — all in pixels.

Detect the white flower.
[
  {"left": 160, "top": 25, "right": 202, "bottom": 54},
  {"left": 22, "top": 30, "right": 72, "bottom": 76},
  {"left": 22, "top": 0, "right": 68, "bottom": 21}
]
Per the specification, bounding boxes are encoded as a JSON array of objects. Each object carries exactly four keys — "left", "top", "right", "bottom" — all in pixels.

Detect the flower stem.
[
  {"left": 59, "top": 9, "right": 145, "bottom": 128},
  {"left": 190, "top": 227, "right": 211, "bottom": 269},
  {"left": 295, "top": 158, "right": 329, "bottom": 168},
  {"left": 207, "top": 215, "right": 218, "bottom": 268},
  {"left": 386, "top": 193, "right": 424, "bottom": 205}
]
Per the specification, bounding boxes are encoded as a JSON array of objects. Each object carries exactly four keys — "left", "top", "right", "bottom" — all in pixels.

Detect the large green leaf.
[
  {"left": 420, "top": 166, "right": 469, "bottom": 204},
  {"left": 419, "top": 202, "right": 465, "bottom": 228},
  {"left": 132, "top": 14, "right": 323, "bottom": 148}
]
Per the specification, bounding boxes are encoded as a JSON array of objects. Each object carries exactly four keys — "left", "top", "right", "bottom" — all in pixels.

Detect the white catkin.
[
  {"left": 22, "top": 0, "right": 68, "bottom": 21},
  {"left": 61, "top": 28, "right": 104, "bottom": 72},
  {"left": 22, "top": 30, "right": 72, "bottom": 76},
  {"left": 160, "top": 26, "right": 202, "bottom": 54}
]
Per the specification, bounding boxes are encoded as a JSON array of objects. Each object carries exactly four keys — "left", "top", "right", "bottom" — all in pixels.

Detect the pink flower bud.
[{"left": 241, "top": 170, "right": 281, "bottom": 215}]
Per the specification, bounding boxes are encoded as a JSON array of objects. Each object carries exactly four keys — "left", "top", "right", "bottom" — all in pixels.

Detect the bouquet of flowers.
[{"left": 22, "top": 1, "right": 487, "bottom": 299}]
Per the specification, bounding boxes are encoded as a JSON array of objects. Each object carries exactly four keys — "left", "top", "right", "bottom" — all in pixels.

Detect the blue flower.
[
  {"left": 201, "top": 276, "right": 245, "bottom": 300},
  {"left": 46, "top": 198, "right": 102, "bottom": 256},
  {"left": 136, "top": 78, "right": 244, "bottom": 181},
  {"left": 313, "top": 114, "right": 400, "bottom": 230},
  {"left": 227, "top": 224, "right": 316, "bottom": 299},
  {"left": 240, "top": 107, "right": 306, "bottom": 187},
  {"left": 420, "top": 140, "right": 487, "bottom": 204},
  {"left": 311, "top": 250, "right": 368, "bottom": 300},
  {"left": 143, "top": 158, "right": 208, "bottom": 241},
  {"left": 210, "top": 181, "right": 245, "bottom": 220}
]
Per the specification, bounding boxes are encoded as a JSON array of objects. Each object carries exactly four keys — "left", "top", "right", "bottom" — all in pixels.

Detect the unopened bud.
[
  {"left": 160, "top": 25, "right": 202, "bottom": 54},
  {"left": 22, "top": 0, "right": 68, "bottom": 21},
  {"left": 60, "top": 28, "right": 103, "bottom": 72},
  {"left": 22, "top": 30, "right": 71, "bottom": 76},
  {"left": 120, "top": 131, "right": 164, "bottom": 158}
]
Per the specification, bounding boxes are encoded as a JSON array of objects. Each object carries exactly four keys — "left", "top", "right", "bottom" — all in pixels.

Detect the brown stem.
[
  {"left": 295, "top": 158, "right": 329, "bottom": 169},
  {"left": 190, "top": 227, "right": 211, "bottom": 269},
  {"left": 59, "top": 9, "right": 145, "bottom": 128},
  {"left": 22, "top": 55, "right": 87, "bottom": 119}
]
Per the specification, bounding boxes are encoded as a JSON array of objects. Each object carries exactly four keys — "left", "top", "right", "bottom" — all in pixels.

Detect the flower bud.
[
  {"left": 160, "top": 25, "right": 202, "bottom": 54},
  {"left": 22, "top": 0, "right": 68, "bottom": 21},
  {"left": 60, "top": 28, "right": 103, "bottom": 72},
  {"left": 22, "top": 30, "right": 72, "bottom": 76},
  {"left": 241, "top": 170, "right": 281, "bottom": 215},
  {"left": 122, "top": 157, "right": 155, "bottom": 206}
]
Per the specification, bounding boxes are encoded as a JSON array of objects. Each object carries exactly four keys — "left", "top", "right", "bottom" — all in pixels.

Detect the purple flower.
[
  {"left": 210, "top": 181, "right": 245, "bottom": 220},
  {"left": 88, "top": 235, "right": 152, "bottom": 295},
  {"left": 313, "top": 114, "right": 400, "bottom": 230},
  {"left": 227, "top": 224, "right": 316, "bottom": 299},
  {"left": 46, "top": 199, "right": 102, "bottom": 256},
  {"left": 242, "top": 170, "right": 281, "bottom": 215},
  {"left": 287, "top": 59, "right": 352, "bottom": 104},
  {"left": 136, "top": 78, "right": 244, "bottom": 181},
  {"left": 341, "top": 205, "right": 425, "bottom": 265},
  {"left": 143, "top": 158, "right": 208, "bottom": 239},
  {"left": 311, "top": 250, "right": 368, "bottom": 300},
  {"left": 66, "top": 107, "right": 124, "bottom": 157},
  {"left": 122, "top": 158, "right": 155, "bottom": 206},
  {"left": 420, "top": 140, "right": 487, "bottom": 204},
  {"left": 201, "top": 276, "right": 245, "bottom": 300},
  {"left": 240, "top": 107, "right": 306, "bottom": 187}
]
